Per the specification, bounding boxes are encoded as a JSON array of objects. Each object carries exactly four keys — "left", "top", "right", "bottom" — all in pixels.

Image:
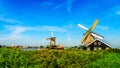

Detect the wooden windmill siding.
[
  {"left": 84, "top": 39, "right": 111, "bottom": 50},
  {"left": 46, "top": 37, "right": 56, "bottom": 46}
]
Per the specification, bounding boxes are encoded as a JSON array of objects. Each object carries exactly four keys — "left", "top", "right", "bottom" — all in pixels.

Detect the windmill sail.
[
  {"left": 81, "top": 32, "right": 89, "bottom": 43},
  {"left": 90, "top": 19, "right": 99, "bottom": 31},
  {"left": 50, "top": 32, "right": 53, "bottom": 37},
  {"left": 78, "top": 24, "right": 88, "bottom": 31},
  {"left": 91, "top": 33, "right": 104, "bottom": 39}
]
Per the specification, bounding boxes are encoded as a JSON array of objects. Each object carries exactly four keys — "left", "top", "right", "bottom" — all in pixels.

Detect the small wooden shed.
[{"left": 83, "top": 39, "right": 111, "bottom": 50}]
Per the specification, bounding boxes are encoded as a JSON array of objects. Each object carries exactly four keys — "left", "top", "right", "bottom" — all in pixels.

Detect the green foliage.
[{"left": 0, "top": 48, "right": 120, "bottom": 68}]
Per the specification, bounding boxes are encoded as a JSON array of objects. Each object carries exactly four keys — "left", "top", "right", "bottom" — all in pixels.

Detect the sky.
[{"left": 0, "top": 0, "right": 120, "bottom": 47}]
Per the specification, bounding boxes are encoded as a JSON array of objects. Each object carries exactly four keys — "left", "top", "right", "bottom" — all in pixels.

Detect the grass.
[
  {"left": 0, "top": 47, "right": 120, "bottom": 68},
  {"left": 88, "top": 52, "right": 120, "bottom": 68}
]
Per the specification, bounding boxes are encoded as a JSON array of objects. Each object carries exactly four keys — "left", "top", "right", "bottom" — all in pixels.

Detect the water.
[{"left": 22, "top": 48, "right": 43, "bottom": 50}]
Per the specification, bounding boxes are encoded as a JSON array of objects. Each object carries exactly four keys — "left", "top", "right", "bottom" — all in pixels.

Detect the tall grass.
[{"left": 0, "top": 47, "right": 120, "bottom": 68}]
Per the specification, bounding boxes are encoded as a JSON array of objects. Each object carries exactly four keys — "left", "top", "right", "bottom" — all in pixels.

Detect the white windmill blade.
[
  {"left": 91, "top": 33, "right": 104, "bottom": 39},
  {"left": 50, "top": 32, "right": 53, "bottom": 37},
  {"left": 77, "top": 24, "right": 89, "bottom": 31}
]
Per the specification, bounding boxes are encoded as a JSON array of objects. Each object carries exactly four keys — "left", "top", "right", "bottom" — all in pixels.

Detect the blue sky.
[{"left": 0, "top": 0, "right": 120, "bottom": 47}]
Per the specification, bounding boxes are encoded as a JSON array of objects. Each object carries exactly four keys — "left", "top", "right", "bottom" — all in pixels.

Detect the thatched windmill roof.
[{"left": 57, "top": 44, "right": 64, "bottom": 50}]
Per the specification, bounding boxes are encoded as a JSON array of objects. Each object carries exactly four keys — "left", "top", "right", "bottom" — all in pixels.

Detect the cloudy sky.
[{"left": 0, "top": 0, "right": 120, "bottom": 47}]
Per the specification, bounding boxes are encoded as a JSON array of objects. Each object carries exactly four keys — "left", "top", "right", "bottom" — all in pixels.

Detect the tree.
[
  {"left": 78, "top": 45, "right": 84, "bottom": 49},
  {"left": 0, "top": 45, "right": 2, "bottom": 48},
  {"left": 70, "top": 46, "right": 78, "bottom": 49},
  {"left": 40, "top": 45, "right": 44, "bottom": 49}
]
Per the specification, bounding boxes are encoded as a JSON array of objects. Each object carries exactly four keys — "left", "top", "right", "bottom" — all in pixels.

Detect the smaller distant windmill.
[
  {"left": 78, "top": 19, "right": 104, "bottom": 46},
  {"left": 46, "top": 32, "right": 56, "bottom": 49}
]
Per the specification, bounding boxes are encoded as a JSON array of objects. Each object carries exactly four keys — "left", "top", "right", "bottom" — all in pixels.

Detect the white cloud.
[
  {"left": 97, "top": 26, "right": 109, "bottom": 31},
  {"left": 39, "top": 26, "right": 68, "bottom": 32},
  {"left": 4, "top": 25, "right": 27, "bottom": 39},
  {"left": 67, "top": 33, "right": 71, "bottom": 42},
  {"left": 116, "top": 10, "right": 120, "bottom": 15},
  {"left": 0, "top": 16, "right": 22, "bottom": 24},
  {"left": 65, "top": 0, "right": 76, "bottom": 13},
  {"left": 54, "top": 3, "right": 64, "bottom": 9},
  {"left": 40, "top": 1, "right": 54, "bottom": 6},
  {"left": 0, "top": 38, "right": 7, "bottom": 40},
  {"left": 40, "top": 0, "right": 76, "bottom": 13},
  {"left": 2, "top": 25, "right": 70, "bottom": 40},
  {"left": 105, "top": 5, "right": 120, "bottom": 17},
  {"left": 54, "top": 0, "right": 76, "bottom": 13}
]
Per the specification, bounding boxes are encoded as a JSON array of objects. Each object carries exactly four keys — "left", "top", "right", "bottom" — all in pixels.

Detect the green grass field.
[{"left": 0, "top": 47, "right": 120, "bottom": 68}]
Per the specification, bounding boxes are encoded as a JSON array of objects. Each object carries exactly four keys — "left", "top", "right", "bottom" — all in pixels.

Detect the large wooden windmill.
[
  {"left": 78, "top": 19, "right": 111, "bottom": 50},
  {"left": 78, "top": 19, "right": 104, "bottom": 46}
]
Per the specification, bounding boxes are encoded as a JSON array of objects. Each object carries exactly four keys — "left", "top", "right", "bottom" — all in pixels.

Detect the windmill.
[
  {"left": 78, "top": 19, "right": 104, "bottom": 46},
  {"left": 46, "top": 32, "right": 56, "bottom": 47},
  {"left": 46, "top": 32, "right": 64, "bottom": 50}
]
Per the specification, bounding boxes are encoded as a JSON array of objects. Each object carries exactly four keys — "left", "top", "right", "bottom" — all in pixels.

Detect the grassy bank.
[{"left": 0, "top": 48, "right": 120, "bottom": 68}]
